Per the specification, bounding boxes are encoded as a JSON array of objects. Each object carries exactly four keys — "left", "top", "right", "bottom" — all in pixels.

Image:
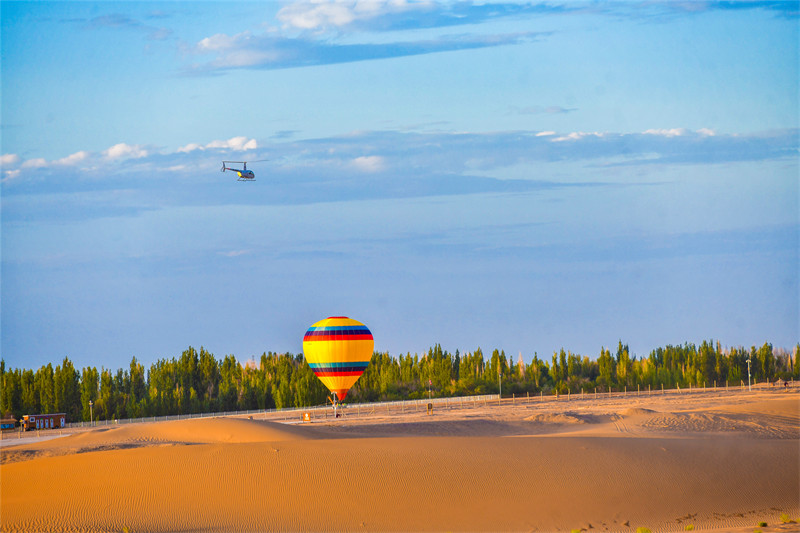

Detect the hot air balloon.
[{"left": 303, "top": 316, "right": 373, "bottom": 415}]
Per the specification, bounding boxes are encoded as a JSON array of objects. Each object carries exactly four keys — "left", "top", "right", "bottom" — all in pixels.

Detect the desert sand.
[{"left": 1, "top": 387, "right": 798, "bottom": 532}]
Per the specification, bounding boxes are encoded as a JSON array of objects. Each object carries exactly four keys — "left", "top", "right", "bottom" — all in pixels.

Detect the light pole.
[
  {"left": 89, "top": 400, "right": 93, "bottom": 426},
  {"left": 499, "top": 367, "right": 502, "bottom": 400},
  {"left": 746, "top": 356, "right": 752, "bottom": 392}
]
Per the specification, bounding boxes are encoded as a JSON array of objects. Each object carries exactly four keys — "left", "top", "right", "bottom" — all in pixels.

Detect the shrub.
[
  {"left": 636, "top": 528, "right": 652, "bottom": 533},
  {"left": 684, "top": 525, "right": 694, "bottom": 531}
]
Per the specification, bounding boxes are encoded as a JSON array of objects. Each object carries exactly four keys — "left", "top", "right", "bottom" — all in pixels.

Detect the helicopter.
[{"left": 221, "top": 160, "right": 267, "bottom": 181}]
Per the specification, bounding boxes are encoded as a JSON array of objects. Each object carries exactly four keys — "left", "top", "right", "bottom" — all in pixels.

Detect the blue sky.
[{"left": 2, "top": 1, "right": 798, "bottom": 371}]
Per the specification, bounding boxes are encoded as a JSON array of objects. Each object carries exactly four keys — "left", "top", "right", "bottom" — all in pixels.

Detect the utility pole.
[
  {"left": 499, "top": 367, "right": 502, "bottom": 400},
  {"left": 89, "top": 400, "right": 93, "bottom": 426}
]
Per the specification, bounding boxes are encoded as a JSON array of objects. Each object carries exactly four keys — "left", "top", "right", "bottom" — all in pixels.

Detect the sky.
[{"left": 1, "top": 0, "right": 798, "bottom": 372}]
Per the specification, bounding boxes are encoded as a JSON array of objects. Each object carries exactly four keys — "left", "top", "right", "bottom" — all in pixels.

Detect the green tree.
[
  {"left": 1, "top": 367, "right": 21, "bottom": 418},
  {"left": 54, "top": 357, "right": 80, "bottom": 421},
  {"left": 615, "top": 341, "right": 631, "bottom": 388},
  {"left": 36, "top": 363, "right": 56, "bottom": 413},
  {"left": 697, "top": 340, "right": 716, "bottom": 385},
  {"left": 20, "top": 369, "right": 37, "bottom": 414},
  {"left": 527, "top": 354, "right": 546, "bottom": 390},
  {"left": 198, "top": 348, "right": 220, "bottom": 411},
  {"left": 218, "top": 354, "right": 240, "bottom": 411},
  {"left": 597, "top": 347, "right": 615, "bottom": 390},
  {"left": 127, "top": 357, "right": 147, "bottom": 418},
  {"left": 80, "top": 366, "right": 99, "bottom": 422},
  {"left": 97, "top": 368, "right": 115, "bottom": 420},
  {"left": 755, "top": 342, "right": 774, "bottom": 381},
  {"left": 178, "top": 347, "right": 201, "bottom": 413},
  {"left": 713, "top": 342, "right": 727, "bottom": 386},
  {"left": 271, "top": 354, "right": 294, "bottom": 409},
  {"left": 113, "top": 368, "right": 128, "bottom": 419}
]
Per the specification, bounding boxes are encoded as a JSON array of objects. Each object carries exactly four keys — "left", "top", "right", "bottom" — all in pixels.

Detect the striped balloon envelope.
[{"left": 302, "top": 316, "right": 374, "bottom": 402}]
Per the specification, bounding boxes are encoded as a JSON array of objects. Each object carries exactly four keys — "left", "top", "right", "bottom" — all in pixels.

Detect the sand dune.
[
  {"left": 1, "top": 389, "right": 798, "bottom": 532},
  {"left": 1, "top": 417, "right": 319, "bottom": 466}
]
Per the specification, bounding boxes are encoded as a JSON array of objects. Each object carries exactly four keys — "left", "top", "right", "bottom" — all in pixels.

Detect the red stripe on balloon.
[
  {"left": 303, "top": 334, "right": 373, "bottom": 342},
  {"left": 312, "top": 370, "right": 365, "bottom": 377}
]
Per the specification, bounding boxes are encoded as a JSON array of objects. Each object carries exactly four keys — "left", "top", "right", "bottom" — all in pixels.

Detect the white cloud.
[
  {"left": 276, "top": 0, "right": 424, "bottom": 31},
  {"left": 535, "top": 131, "right": 556, "bottom": 137},
  {"left": 643, "top": 128, "right": 688, "bottom": 137},
  {"left": 2, "top": 169, "right": 21, "bottom": 183},
  {"left": 178, "top": 137, "right": 258, "bottom": 152},
  {"left": 351, "top": 155, "right": 385, "bottom": 172},
  {"left": 551, "top": 131, "right": 604, "bottom": 142},
  {"left": 197, "top": 32, "right": 245, "bottom": 52},
  {"left": 206, "top": 137, "right": 258, "bottom": 151},
  {"left": 1, "top": 154, "right": 21, "bottom": 167},
  {"left": 219, "top": 249, "right": 252, "bottom": 257},
  {"left": 642, "top": 128, "right": 716, "bottom": 138},
  {"left": 278, "top": 2, "right": 356, "bottom": 30},
  {"left": 104, "top": 143, "right": 148, "bottom": 159},
  {"left": 177, "top": 143, "right": 205, "bottom": 153},
  {"left": 22, "top": 158, "right": 48, "bottom": 169},
  {"left": 192, "top": 31, "right": 285, "bottom": 70},
  {"left": 55, "top": 151, "right": 91, "bottom": 166}
]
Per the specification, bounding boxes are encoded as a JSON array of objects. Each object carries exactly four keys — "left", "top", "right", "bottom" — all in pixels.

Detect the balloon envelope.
[{"left": 303, "top": 316, "right": 374, "bottom": 401}]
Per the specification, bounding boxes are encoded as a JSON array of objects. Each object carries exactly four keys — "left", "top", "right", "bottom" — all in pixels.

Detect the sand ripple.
[{"left": 2, "top": 391, "right": 798, "bottom": 532}]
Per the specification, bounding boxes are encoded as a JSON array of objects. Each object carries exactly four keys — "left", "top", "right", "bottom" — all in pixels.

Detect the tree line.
[{"left": 1, "top": 341, "right": 797, "bottom": 423}]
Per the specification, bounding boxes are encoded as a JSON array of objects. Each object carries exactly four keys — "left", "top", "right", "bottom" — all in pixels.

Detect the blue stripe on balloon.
[
  {"left": 309, "top": 362, "right": 370, "bottom": 370},
  {"left": 306, "top": 326, "right": 371, "bottom": 333}
]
